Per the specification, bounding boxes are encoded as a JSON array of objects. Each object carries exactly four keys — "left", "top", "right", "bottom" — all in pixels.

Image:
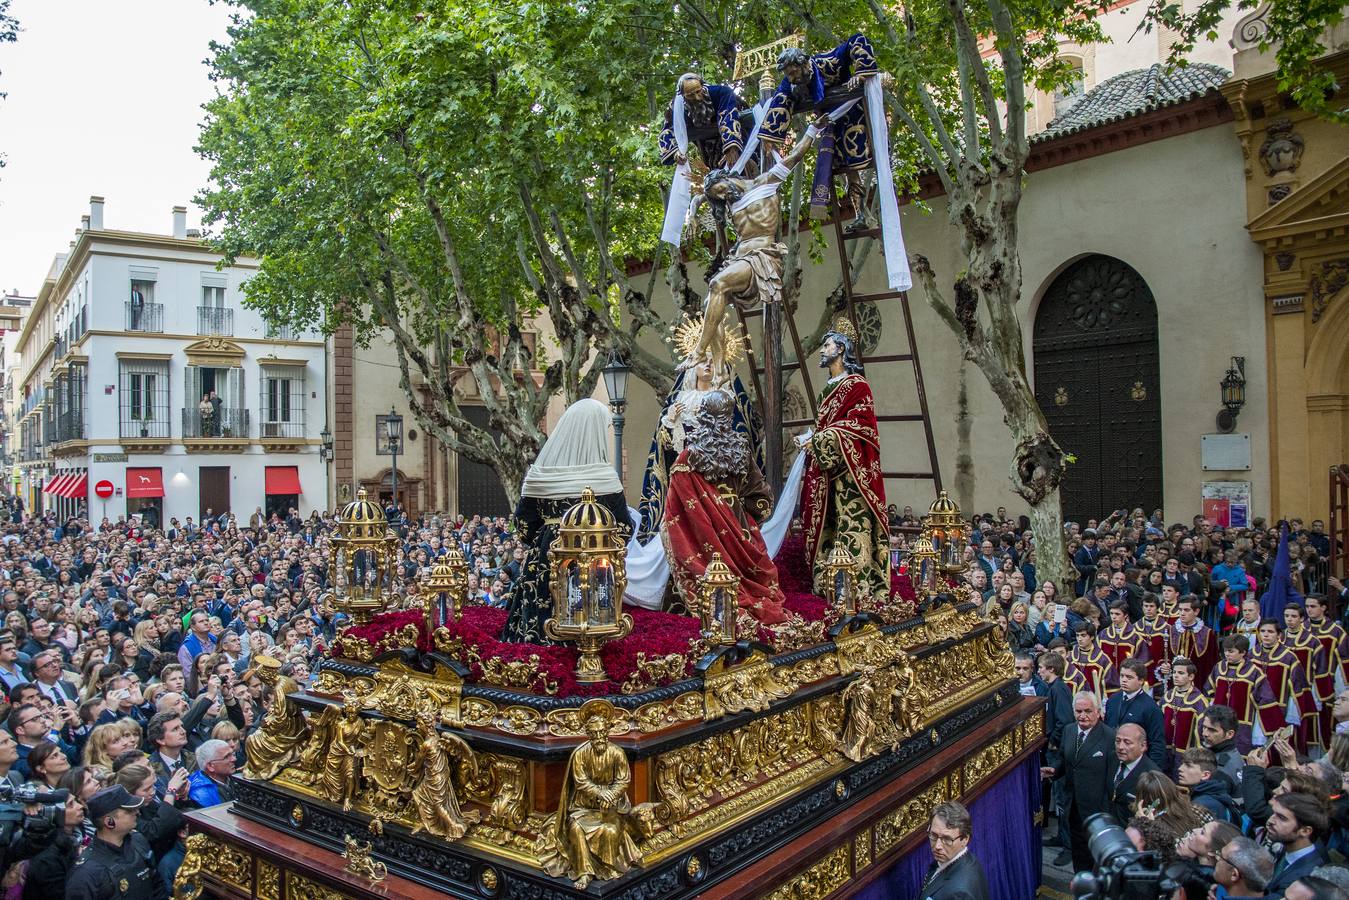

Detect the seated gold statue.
[
  {"left": 542, "top": 702, "right": 642, "bottom": 889},
  {"left": 242, "top": 655, "right": 309, "bottom": 781}
]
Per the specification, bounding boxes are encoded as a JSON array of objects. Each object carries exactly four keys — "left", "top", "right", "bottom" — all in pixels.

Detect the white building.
[{"left": 13, "top": 197, "right": 329, "bottom": 525}]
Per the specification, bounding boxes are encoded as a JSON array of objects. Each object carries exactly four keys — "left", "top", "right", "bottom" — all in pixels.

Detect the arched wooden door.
[{"left": 1033, "top": 255, "right": 1163, "bottom": 523}]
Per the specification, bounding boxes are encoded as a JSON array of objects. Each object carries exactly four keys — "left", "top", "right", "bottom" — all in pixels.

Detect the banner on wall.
[{"left": 1201, "top": 481, "right": 1252, "bottom": 528}]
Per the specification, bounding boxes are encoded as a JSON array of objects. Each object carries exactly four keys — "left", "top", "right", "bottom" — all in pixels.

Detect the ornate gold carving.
[
  {"left": 480, "top": 867, "right": 500, "bottom": 890},
  {"left": 342, "top": 835, "right": 388, "bottom": 883},
  {"left": 461, "top": 753, "right": 529, "bottom": 827},
  {"left": 763, "top": 844, "right": 850, "bottom": 900},
  {"left": 732, "top": 33, "right": 802, "bottom": 82},
  {"left": 703, "top": 649, "right": 795, "bottom": 719},
  {"left": 1054, "top": 386, "right": 1068, "bottom": 407},
  {"left": 651, "top": 698, "right": 837, "bottom": 837},
  {"left": 963, "top": 731, "right": 1017, "bottom": 789},
  {"left": 172, "top": 833, "right": 211, "bottom": 900},
  {"left": 875, "top": 776, "right": 953, "bottom": 857},
  {"left": 686, "top": 855, "right": 703, "bottom": 878},
  {"left": 632, "top": 692, "right": 704, "bottom": 733},
  {"left": 408, "top": 701, "right": 480, "bottom": 839},
  {"left": 621, "top": 652, "right": 691, "bottom": 694},
  {"left": 855, "top": 826, "right": 873, "bottom": 871},
  {"left": 287, "top": 872, "right": 348, "bottom": 900},
  {"left": 257, "top": 861, "right": 281, "bottom": 900},
  {"left": 206, "top": 840, "right": 253, "bottom": 892}
]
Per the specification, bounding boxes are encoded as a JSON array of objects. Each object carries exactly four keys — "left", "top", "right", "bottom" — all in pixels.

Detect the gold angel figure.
[
  {"left": 409, "top": 702, "right": 481, "bottom": 840},
  {"left": 306, "top": 691, "right": 371, "bottom": 811},
  {"left": 242, "top": 655, "right": 309, "bottom": 781}
]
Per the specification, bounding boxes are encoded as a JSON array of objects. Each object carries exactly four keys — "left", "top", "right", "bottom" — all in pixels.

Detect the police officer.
[{"left": 65, "top": 785, "right": 167, "bottom": 900}]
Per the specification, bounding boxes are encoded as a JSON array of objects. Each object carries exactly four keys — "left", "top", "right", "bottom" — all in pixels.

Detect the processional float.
[{"left": 172, "top": 32, "right": 1035, "bottom": 900}]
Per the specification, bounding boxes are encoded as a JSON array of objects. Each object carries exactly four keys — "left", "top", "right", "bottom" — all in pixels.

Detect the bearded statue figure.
[
  {"left": 661, "top": 389, "right": 787, "bottom": 625},
  {"left": 798, "top": 320, "right": 890, "bottom": 600}
]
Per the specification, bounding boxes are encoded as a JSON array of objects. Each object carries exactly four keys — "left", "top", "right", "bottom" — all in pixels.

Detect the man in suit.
[
  {"left": 1109, "top": 723, "right": 1160, "bottom": 823},
  {"left": 1104, "top": 659, "right": 1167, "bottom": 768},
  {"left": 1042, "top": 691, "right": 1116, "bottom": 874},
  {"left": 918, "top": 801, "right": 988, "bottom": 900},
  {"left": 1264, "top": 792, "right": 1329, "bottom": 898}
]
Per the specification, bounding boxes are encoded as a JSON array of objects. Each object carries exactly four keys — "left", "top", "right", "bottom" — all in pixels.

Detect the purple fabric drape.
[
  {"left": 853, "top": 755, "right": 1042, "bottom": 900},
  {"left": 1259, "top": 524, "right": 1305, "bottom": 619}
]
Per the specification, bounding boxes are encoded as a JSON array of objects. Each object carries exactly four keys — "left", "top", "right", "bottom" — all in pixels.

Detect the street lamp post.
[
  {"left": 602, "top": 351, "right": 630, "bottom": 479},
  {"left": 384, "top": 407, "right": 403, "bottom": 521}
]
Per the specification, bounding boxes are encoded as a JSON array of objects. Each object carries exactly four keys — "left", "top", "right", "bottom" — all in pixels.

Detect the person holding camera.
[
  {"left": 64, "top": 785, "right": 166, "bottom": 900},
  {"left": 20, "top": 795, "right": 86, "bottom": 900}
]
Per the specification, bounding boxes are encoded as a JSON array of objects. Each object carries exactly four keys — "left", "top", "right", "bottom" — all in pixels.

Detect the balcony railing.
[
  {"left": 182, "top": 406, "right": 248, "bottom": 439},
  {"left": 197, "top": 306, "right": 234, "bottom": 336},
  {"left": 265, "top": 323, "right": 295, "bottom": 341},
  {"left": 125, "top": 302, "right": 164, "bottom": 333},
  {"left": 260, "top": 419, "right": 305, "bottom": 439},
  {"left": 54, "top": 336, "right": 68, "bottom": 360},
  {"left": 120, "top": 416, "right": 171, "bottom": 440},
  {"left": 53, "top": 418, "right": 85, "bottom": 443}
]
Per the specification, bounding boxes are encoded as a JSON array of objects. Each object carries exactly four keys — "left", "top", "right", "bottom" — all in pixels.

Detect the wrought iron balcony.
[
  {"left": 197, "top": 306, "right": 234, "bottom": 336},
  {"left": 182, "top": 406, "right": 248, "bottom": 439},
  {"left": 125, "top": 302, "right": 164, "bottom": 333},
  {"left": 120, "top": 416, "right": 171, "bottom": 440}
]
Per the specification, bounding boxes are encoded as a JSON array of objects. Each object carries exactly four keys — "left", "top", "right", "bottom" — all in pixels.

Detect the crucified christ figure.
[{"left": 684, "top": 111, "right": 836, "bottom": 373}]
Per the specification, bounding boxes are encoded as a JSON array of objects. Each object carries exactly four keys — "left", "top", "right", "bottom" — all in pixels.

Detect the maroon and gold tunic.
[
  {"left": 1207, "top": 658, "right": 1285, "bottom": 753},
  {"left": 1067, "top": 644, "right": 1120, "bottom": 697},
  {"left": 1136, "top": 615, "right": 1170, "bottom": 683},
  {"left": 1100, "top": 623, "right": 1149, "bottom": 674},
  {"left": 1171, "top": 622, "right": 1219, "bottom": 689},
  {"left": 1162, "top": 686, "right": 1208, "bottom": 754}
]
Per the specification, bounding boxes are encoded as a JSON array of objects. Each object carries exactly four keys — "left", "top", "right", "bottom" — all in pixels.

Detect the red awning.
[
  {"left": 44, "top": 474, "right": 70, "bottom": 495},
  {"left": 63, "top": 473, "right": 88, "bottom": 499},
  {"left": 126, "top": 468, "right": 164, "bottom": 499},
  {"left": 264, "top": 466, "right": 302, "bottom": 496}
]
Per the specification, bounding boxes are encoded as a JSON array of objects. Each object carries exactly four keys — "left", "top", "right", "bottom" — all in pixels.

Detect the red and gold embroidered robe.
[
  {"left": 1252, "top": 642, "right": 1319, "bottom": 752},
  {"left": 1067, "top": 644, "right": 1119, "bottom": 697},
  {"left": 1309, "top": 617, "right": 1348, "bottom": 749},
  {"left": 1162, "top": 686, "right": 1208, "bottom": 754},
  {"left": 1100, "top": 623, "right": 1149, "bottom": 674},
  {"left": 1136, "top": 616, "right": 1170, "bottom": 683},
  {"left": 664, "top": 451, "right": 787, "bottom": 625},
  {"left": 1283, "top": 625, "right": 1334, "bottom": 748},
  {"left": 800, "top": 374, "right": 889, "bottom": 599},
  {"left": 1206, "top": 659, "right": 1285, "bottom": 753},
  {"left": 1171, "top": 622, "right": 1219, "bottom": 689}
]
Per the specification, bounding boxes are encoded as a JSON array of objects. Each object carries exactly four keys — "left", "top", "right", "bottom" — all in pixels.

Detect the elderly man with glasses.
[
  {"left": 918, "top": 801, "right": 988, "bottom": 900},
  {"left": 1211, "top": 835, "right": 1274, "bottom": 898}
]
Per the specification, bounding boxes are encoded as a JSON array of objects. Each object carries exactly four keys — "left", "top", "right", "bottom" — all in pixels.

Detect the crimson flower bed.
[{"left": 333, "top": 537, "right": 922, "bottom": 696}]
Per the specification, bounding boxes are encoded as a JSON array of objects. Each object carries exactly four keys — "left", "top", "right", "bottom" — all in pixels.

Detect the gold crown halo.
[
  {"left": 831, "top": 315, "right": 859, "bottom": 344},
  {"left": 674, "top": 316, "right": 747, "bottom": 365}
]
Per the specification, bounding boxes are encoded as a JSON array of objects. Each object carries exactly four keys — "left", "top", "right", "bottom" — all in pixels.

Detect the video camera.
[
  {"left": 0, "top": 782, "right": 70, "bottom": 830},
  {"left": 1070, "top": 814, "right": 1197, "bottom": 900}
]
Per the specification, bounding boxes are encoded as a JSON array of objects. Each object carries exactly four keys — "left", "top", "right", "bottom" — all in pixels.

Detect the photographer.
[{"left": 21, "top": 795, "right": 86, "bottom": 900}]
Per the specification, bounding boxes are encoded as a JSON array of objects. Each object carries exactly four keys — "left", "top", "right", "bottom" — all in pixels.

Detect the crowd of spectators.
[
  {"left": 0, "top": 496, "right": 526, "bottom": 899},
  {"left": 940, "top": 503, "right": 1349, "bottom": 899}
]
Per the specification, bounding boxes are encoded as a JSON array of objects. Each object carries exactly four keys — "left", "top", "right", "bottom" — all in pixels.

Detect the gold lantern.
[
  {"left": 909, "top": 535, "right": 940, "bottom": 597},
  {"left": 697, "top": 553, "right": 740, "bottom": 646},
  {"left": 821, "top": 545, "right": 860, "bottom": 617},
  {"left": 922, "top": 490, "right": 969, "bottom": 575},
  {"left": 421, "top": 547, "right": 470, "bottom": 630},
  {"left": 544, "top": 488, "right": 634, "bottom": 683},
  {"left": 329, "top": 488, "right": 400, "bottom": 626}
]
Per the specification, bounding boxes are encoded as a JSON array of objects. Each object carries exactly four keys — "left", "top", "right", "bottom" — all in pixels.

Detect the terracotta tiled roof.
[{"left": 1036, "top": 62, "right": 1231, "bottom": 142}]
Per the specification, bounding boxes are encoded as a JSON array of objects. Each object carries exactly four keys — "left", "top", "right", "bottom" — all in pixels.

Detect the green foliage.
[
  {"left": 1144, "top": 0, "right": 1347, "bottom": 124},
  {"left": 0, "top": 0, "right": 18, "bottom": 170}
]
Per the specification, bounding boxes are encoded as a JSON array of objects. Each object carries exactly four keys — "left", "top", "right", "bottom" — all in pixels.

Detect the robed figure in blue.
[
  {"left": 760, "top": 34, "right": 880, "bottom": 230},
  {"left": 1260, "top": 524, "right": 1306, "bottom": 620},
  {"left": 658, "top": 74, "right": 751, "bottom": 171}
]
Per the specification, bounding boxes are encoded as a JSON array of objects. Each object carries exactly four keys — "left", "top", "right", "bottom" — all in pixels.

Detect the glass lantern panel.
[
  {"left": 834, "top": 570, "right": 848, "bottom": 603},
  {"left": 565, "top": 562, "right": 583, "bottom": 625},
  {"left": 943, "top": 541, "right": 963, "bottom": 568},
  {"left": 335, "top": 548, "right": 348, "bottom": 589},
  {"left": 591, "top": 559, "right": 615, "bottom": 623},
  {"left": 712, "top": 587, "right": 726, "bottom": 625}
]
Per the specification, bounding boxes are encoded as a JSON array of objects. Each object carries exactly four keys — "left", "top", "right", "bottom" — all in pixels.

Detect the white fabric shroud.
[
  {"left": 622, "top": 450, "right": 808, "bottom": 609},
  {"left": 661, "top": 90, "right": 693, "bottom": 247},
  {"left": 864, "top": 76, "right": 912, "bottom": 291}
]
